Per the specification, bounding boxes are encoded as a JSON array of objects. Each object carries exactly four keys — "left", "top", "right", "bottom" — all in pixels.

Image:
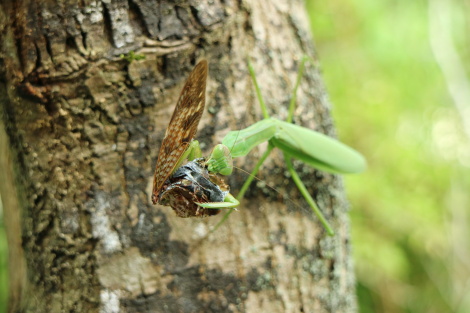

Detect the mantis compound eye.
[{"left": 206, "top": 144, "right": 233, "bottom": 176}]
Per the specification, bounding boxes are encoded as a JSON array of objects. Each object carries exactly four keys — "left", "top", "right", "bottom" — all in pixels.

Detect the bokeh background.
[
  {"left": 307, "top": 0, "right": 470, "bottom": 312},
  {"left": 0, "top": 199, "right": 6, "bottom": 313},
  {"left": 1, "top": 1, "right": 470, "bottom": 312}
]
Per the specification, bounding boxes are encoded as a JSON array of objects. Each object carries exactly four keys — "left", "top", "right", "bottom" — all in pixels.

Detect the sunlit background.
[
  {"left": 1, "top": 1, "right": 470, "bottom": 312},
  {"left": 307, "top": 0, "right": 470, "bottom": 312}
]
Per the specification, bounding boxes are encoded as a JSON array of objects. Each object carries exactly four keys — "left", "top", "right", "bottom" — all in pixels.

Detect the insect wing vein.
[{"left": 152, "top": 60, "right": 208, "bottom": 204}]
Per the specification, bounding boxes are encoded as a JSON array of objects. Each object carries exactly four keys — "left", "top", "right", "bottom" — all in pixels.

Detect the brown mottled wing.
[{"left": 152, "top": 60, "right": 208, "bottom": 204}]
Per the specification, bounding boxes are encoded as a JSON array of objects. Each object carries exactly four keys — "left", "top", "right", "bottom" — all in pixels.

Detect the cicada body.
[
  {"left": 158, "top": 159, "right": 230, "bottom": 217},
  {"left": 152, "top": 60, "right": 238, "bottom": 217}
]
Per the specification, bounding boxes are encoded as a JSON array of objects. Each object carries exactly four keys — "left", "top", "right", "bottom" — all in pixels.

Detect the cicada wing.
[{"left": 152, "top": 60, "right": 208, "bottom": 204}]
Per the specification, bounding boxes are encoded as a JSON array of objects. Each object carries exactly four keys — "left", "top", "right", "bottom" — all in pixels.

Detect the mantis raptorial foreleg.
[{"left": 176, "top": 141, "right": 240, "bottom": 210}]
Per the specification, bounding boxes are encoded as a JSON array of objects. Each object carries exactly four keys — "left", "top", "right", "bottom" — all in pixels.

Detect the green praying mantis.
[{"left": 152, "top": 57, "right": 366, "bottom": 235}]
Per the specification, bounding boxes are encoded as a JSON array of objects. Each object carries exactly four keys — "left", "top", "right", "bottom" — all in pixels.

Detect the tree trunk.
[{"left": 0, "top": 0, "right": 357, "bottom": 312}]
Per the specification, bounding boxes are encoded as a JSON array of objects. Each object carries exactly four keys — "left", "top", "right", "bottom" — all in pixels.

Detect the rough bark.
[{"left": 0, "top": 0, "right": 356, "bottom": 312}]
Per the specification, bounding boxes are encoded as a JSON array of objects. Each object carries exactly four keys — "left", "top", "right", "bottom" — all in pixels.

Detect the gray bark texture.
[{"left": 0, "top": 0, "right": 357, "bottom": 312}]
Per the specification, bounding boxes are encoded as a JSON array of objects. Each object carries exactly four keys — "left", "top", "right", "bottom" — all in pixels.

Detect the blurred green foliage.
[
  {"left": 306, "top": 0, "right": 470, "bottom": 312},
  {"left": 0, "top": 198, "right": 7, "bottom": 313}
]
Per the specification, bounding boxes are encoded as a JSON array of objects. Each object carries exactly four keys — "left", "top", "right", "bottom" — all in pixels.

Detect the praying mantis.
[{"left": 152, "top": 57, "right": 366, "bottom": 235}]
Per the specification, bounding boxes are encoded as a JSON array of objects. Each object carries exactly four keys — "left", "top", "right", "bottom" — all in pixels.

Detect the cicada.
[{"left": 152, "top": 60, "right": 239, "bottom": 217}]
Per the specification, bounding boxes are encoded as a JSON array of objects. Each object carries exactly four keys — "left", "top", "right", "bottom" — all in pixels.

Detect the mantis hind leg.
[
  {"left": 284, "top": 154, "right": 334, "bottom": 236},
  {"left": 287, "top": 55, "right": 310, "bottom": 123}
]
